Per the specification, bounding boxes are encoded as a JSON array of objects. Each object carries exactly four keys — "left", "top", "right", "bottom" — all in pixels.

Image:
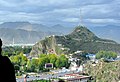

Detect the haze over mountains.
[
  {"left": 0, "top": 22, "right": 120, "bottom": 45},
  {"left": 88, "top": 25, "right": 120, "bottom": 43},
  {"left": 0, "top": 22, "right": 70, "bottom": 45},
  {"left": 0, "top": 22, "right": 71, "bottom": 33}
]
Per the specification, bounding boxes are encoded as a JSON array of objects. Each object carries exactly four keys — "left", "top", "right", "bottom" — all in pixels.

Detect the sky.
[
  {"left": 0, "top": 0, "right": 120, "bottom": 43},
  {"left": 0, "top": 0, "right": 120, "bottom": 27}
]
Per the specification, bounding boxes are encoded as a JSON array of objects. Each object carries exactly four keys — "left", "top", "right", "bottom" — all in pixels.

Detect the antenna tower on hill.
[{"left": 79, "top": 8, "right": 84, "bottom": 26}]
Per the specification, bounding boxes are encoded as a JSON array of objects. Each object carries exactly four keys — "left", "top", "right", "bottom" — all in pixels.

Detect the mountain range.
[
  {"left": 88, "top": 25, "right": 120, "bottom": 43},
  {"left": 0, "top": 22, "right": 72, "bottom": 33},
  {"left": 0, "top": 22, "right": 120, "bottom": 45},
  {"left": 30, "top": 26, "right": 120, "bottom": 57},
  {"left": 0, "top": 22, "right": 70, "bottom": 45}
]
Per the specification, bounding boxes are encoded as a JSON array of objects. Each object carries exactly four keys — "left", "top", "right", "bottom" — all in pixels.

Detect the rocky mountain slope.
[{"left": 30, "top": 26, "right": 120, "bottom": 57}]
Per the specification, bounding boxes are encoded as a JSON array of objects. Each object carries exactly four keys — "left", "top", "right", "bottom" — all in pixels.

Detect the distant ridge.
[
  {"left": 0, "top": 22, "right": 120, "bottom": 45},
  {"left": 0, "top": 22, "right": 67, "bottom": 45},
  {"left": 89, "top": 25, "right": 120, "bottom": 43},
  {"left": 0, "top": 22, "right": 71, "bottom": 33}
]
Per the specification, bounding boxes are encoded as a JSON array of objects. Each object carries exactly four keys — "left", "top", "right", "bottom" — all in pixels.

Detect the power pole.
[{"left": 79, "top": 8, "right": 84, "bottom": 26}]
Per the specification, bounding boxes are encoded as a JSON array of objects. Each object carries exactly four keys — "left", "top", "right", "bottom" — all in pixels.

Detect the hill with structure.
[{"left": 30, "top": 26, "right": 120, "bottom": 57}]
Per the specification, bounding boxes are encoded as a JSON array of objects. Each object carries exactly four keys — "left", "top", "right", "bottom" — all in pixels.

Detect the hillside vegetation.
[
  {"left": 30, "top": 26, "right": 120, "bottom": 56},
  {"left": 85, "top": 60, "right": 120, "bottom": 82}
]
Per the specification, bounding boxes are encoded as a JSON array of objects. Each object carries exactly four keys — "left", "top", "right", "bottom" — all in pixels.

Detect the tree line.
[{"left": 9, "top": 53, "right": 69, "bottom": 75}]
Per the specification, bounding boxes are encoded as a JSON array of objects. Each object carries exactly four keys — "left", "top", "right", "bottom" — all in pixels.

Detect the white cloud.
[
  {"left": 86, "top": 19, "right": 120, "bottom": 24},
  {"left": 0, "top": 0, "right": 119, "bottom": 26},
  {"left": 0, "top": 11, "right": 44, "bottom": 23},
  {"left": 63, "top": 18, "right": 79, "bottom": 22},
  {"left": 0, "top": 0, "right": 15, "bottom": 7}
]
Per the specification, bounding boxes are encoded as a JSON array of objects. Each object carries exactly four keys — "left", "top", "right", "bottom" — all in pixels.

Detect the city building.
[{"left": 59, "top": 73, "right": 91, "bottom": 82}]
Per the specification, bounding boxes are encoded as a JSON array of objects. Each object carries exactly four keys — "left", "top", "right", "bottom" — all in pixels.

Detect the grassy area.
[{"left": 85, "top": 60, "right": 120, "bottom": 82}]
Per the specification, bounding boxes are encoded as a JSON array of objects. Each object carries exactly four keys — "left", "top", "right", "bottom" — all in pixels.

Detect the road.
[{"left": 17, "top": 71, "right": 75, "bottom": 82}]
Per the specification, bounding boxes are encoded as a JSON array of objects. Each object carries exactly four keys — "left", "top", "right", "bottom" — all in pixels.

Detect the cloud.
[
  {"left": 0, "top": 11, "right": 43, "bottom": 23},
  {"left": 0, "top": 0, "right": 114, "bottom": 13},
  {"left": 63, "top": 18, "right": 79, "bottom": 22},
  {"left": 86, "top": 19, "right": 120, "bottom": 24},
  {"left": 0, "top": 0, "right": 120, "bottom": 43},
  {"left": 0, "top": 0, "right": 119, "bottom": 26}
]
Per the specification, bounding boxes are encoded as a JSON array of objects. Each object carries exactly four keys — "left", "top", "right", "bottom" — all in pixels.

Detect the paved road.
[{"left": 17, "top": 71, "right": 75, "bottom": 82}]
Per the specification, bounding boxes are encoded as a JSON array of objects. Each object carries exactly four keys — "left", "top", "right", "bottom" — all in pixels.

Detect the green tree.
[
  {"left": 27, "top": 59, "right": 39, "bottom": 72},
  {"left": 38, "top": 56, "right": 50, "bottom": 71},
  {"left": 55, "top": 58, "right": 61, "bottom": 68},
  {"left": 38, "top": 59, "right": 44, "bottom": 71},
  {"left": 55, "top": 54, "right": 69, "bottom": 68},
  {"left": 48, "top": 54, "right": 57, "bottom": 67},
  {"left": 20, "top": 53, "right": 28, "bottom": 66},
  {"left": 39, "top": 54, "right": 47, "bottom": 58},
  {"left": 10, "top": 52, "right": 28, "bottom": 73},
  {"left": 96, "top": 51, "right": 117, "bottom": 59},
  {"left": 10, "top": 55, "right": 20, "bottom": 65}
]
